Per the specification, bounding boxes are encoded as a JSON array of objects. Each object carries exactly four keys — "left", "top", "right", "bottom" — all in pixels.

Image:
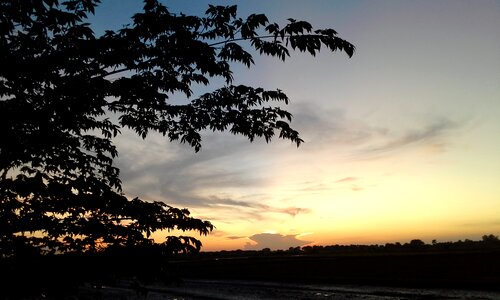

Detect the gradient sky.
[{"left": 89, "top": 1, "right": 500, "bottom": 251}]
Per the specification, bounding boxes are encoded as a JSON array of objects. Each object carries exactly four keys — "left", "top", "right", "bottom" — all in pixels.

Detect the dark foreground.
[
  {"left": 79, "top": 279, "right": 500, "bottom": 300},
  {"left": 174, "top": 250, "right": 500, "bottom": 291},
  {"left": 75, "top": 249, "right": 500, "bottom": 299},
  {"left": 3, "top": 249, "right": 500, "bottom": 299}
]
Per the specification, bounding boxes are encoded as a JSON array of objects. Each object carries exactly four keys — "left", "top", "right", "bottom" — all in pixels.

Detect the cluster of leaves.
[{"left": 0, "top": 0, "right": 353, "bottom": 257}]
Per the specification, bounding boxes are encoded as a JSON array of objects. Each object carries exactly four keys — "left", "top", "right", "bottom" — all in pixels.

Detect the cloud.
[
  {"left": 139, "top": 191, "right": 311, "bottom": 225},
  {"left": 244, "top": 233, "right": 311, "bottom": 250},
  {"left": 114, "top": 130, "right": 269, "bottom": 208},
  {"left": 290, "top": 103, "right": 465, "bottom": 158},
  {"left": 295, "top": 181, "right": 331, "bottom": 193},
  {"left": 112, "top": 134, "right": 314, "bottom": 220},
  {"left": 226, "top": 236, "right": 246, "bottom": 240},
  {"left": 291, "top": 104, "right": 378, "bottom": 147},
  {"left": 208, "top": 230, "right": 229, "bottom": 238},
  {"left": 351, "top": 185, "right": 363, "bottom": 192},
  {"left": 358, "top": 118, "right": 460, "bottom": 155},
  {"left": 194, "top": 196, "right": 311, "bottom": 218},
  {"left": 274, "top": 207, "right": 311, "bottom": 216},
  {"left": 335, "top": 177, "right": 358, "bottom": 183},
  {"left": 206, "top": 196, "right": 254, "bottom": 208},
  {"left": 334, "top": 177, "right": 364, "bottom": 191},
  {"left": 461, "top": 220, "right": 500, "bottom": 228}
]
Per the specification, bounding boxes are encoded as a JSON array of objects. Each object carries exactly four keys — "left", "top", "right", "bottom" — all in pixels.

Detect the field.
[
  {"left": 173, "top": 250, "right": 500, "bottom": 291},
  {"left": 3, "top": 247, "right": 500, "bottom": 299},
  {"left": 81, "top": 279, "right": 500, "bottom": 300},
  {"left": 75, "top": 249, "right": 500, "bottom": 300}
]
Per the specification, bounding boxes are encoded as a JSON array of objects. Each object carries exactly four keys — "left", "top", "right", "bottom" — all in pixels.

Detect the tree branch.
[
  {"left": 207, "top": 34, "right": 276, "bottom": 47},
  {"left": 102, "top": 67, "right": 130, "bottom": 78},
  {"left": 96, "top": 34, "right": 344, "bottom": 79}
]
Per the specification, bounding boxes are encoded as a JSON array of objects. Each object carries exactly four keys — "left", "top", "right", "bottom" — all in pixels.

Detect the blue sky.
[{"left": 89, "top": 1, "right": 500, "bottom": 250}]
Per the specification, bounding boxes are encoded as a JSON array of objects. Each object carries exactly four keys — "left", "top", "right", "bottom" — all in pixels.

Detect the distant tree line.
[{"left": 198, "top": 234, "right": 500, "bottom": 258}]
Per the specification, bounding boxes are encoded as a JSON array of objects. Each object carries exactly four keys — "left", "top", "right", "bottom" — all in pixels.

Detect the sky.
[{"left": 89, "top": 1, "right": 500, "bottom": 251}]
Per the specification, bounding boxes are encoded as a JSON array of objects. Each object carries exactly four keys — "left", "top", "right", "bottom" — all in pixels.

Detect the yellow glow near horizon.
[{"left": 194, "top": 142, "right": 500, "bottom": 250}]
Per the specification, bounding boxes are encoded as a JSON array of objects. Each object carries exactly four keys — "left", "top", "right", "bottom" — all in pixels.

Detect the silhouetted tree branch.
[{"left": 0, "top": 0, "right": 354, "bottom": 257}]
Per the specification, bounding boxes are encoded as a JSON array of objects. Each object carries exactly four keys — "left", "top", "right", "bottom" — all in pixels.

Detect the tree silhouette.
[{"left": 0, "top": 0, "right": 354, "bottom": 257}]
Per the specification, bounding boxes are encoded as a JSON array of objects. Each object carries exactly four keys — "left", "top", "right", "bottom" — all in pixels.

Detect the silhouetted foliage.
[
  {"left": 0, "top": 0, "right": 354, "bottom": 258},
  {"left": 408, "top": 239, "right": 426, "bottom": 249},
  {"left": 482, "top": 234, "right": 499, "bottom": 243}
]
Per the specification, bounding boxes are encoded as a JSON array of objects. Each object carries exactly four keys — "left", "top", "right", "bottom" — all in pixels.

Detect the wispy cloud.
[
  {"left": 358, "top": 118, "right": 460, "bottom": 155},
  {"left": 193, "top": 195, "right": 311, "bottom": 217},
  {"left": 291, "top": 104, "right": 379, "bottom": 147},
  {"left": 335, "top": 177, "right": 358, "bottom": 183},
  {"left": 226, "top": 236, "right": 246, "bottom": 240},
  {"left": 280, "top": 207, "right": 311, "bottom": 216},
  {"left": 291, "top": 102, "right": 465, "bottom": 158},
  {"left": 295, "top": 181, "right": 331, "bottom": 193},
  {"left": 461, "top": 220, "right": 500, "bottom": 228},
  {"left": 112, "top": 131, "right": 313, "bottom": 222},
  {"left": 114, "top": 131, "right": 267, "bottom": 208},
  {"left": 351, "top": 185, "right": 363, "bottom": 192},
  {"left": 334, "top": 177, "right": 364, "bottom": 192}
]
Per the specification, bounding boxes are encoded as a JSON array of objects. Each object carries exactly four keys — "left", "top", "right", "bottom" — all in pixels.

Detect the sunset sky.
[{"left": 89, "top": 1, "right": 500, "bottom": 251}]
